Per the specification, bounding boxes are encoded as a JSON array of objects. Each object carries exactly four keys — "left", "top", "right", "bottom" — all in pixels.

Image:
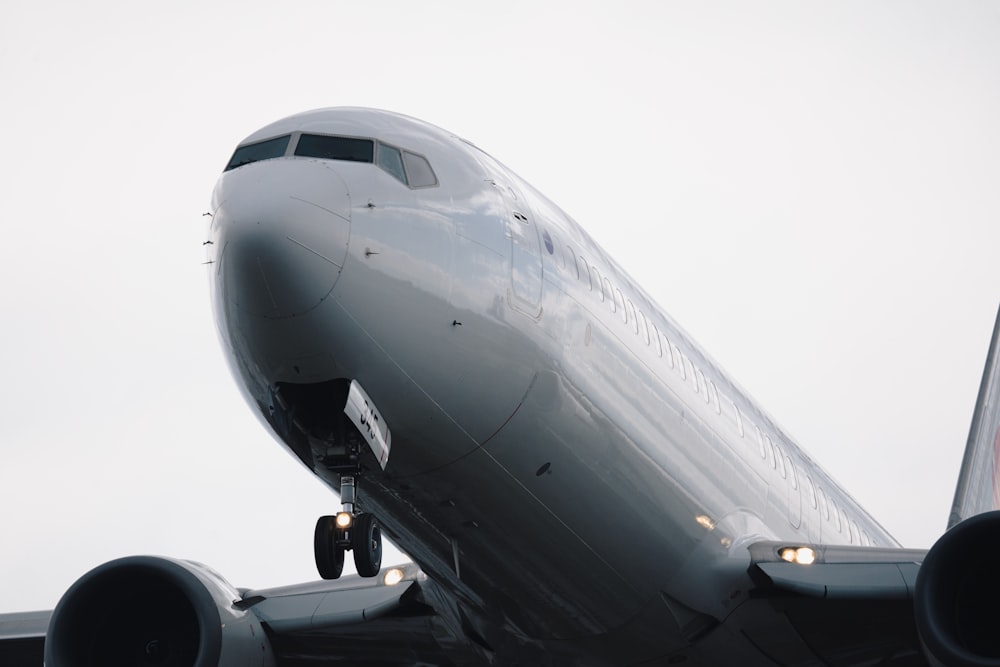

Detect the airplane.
[{"left": 1, "top": 106, "right": 998, "bottom": 666}]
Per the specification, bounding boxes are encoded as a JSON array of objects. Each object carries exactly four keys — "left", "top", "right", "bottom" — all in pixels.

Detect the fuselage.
[{"left": 208, "top": 108, "right": 897, "bottom": 662}]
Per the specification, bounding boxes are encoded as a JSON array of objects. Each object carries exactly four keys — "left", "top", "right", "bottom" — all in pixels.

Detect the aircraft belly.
[
  {"left": 357, "top": 438, "right": 647, "bottom": 643},
  {"left": 481, "top": 366, "right": 697, "bottom": 592},
  {"left": 475, "top": 297, "right": 773, "bottom": 617}
]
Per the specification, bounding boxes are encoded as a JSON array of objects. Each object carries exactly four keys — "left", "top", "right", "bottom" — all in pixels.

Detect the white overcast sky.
[{"left": 1, "top": 1, "right": 998, "bottom": 613}]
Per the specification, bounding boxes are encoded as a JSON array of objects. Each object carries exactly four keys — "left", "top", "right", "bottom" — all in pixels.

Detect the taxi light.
[
  {"left": 779, "top": 546, "right": 816, "bottom": 565},
  {"left": 383, "top": 567, "right": 405, "bottom": 586},
  {"left": 794, "top": 547, "right": 816, "bottom": 565},
  {"left": 336, "top": 512, "right": 353, "bottom": 529}
]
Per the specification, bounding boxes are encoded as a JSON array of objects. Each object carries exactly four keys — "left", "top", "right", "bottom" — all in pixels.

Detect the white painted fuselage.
[{"left": 208, "top": 108, "right": 897, "bottom": 664}]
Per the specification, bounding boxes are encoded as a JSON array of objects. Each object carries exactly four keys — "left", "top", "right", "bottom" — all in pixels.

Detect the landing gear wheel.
[
  {"left": 353, "top": 513, "right": 382, "bottom": 578},
  {"left": 314, "top": 515, "right": 345, "bottom": 580}
]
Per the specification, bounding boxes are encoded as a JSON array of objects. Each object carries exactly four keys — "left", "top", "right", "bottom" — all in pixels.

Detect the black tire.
[
  {"left": 314, "top": 515, "right": 344, "bottom": 580},
  {"left": 353, "top": 513, "right": 382, "bottom": 578}
]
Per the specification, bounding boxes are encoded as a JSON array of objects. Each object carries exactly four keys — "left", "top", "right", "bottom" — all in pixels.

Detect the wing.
[
  {"left": 732, "top": 541, "right": 928, "bottom": 666},
  {"left": 0, "top": 610, "right": 48, "bottom": 667},
  {"left": 242, "top": 564, "right": 484, "bottom": 665},
  {"left": 0, "top": 557, "right": 486, "bottom": 667}
]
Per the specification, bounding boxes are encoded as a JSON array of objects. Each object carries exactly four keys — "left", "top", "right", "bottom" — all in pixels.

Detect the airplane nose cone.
[{"left": 214, "top": 160, "right": 351, "bottom": 318}]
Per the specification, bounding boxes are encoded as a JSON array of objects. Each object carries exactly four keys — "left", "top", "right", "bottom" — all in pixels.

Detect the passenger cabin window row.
[
  {"left": 224, "top": 133, "right": 438, "bottom": 188},
  {"left": 557, "top": 238, "right": 877, "bottom": 548}
]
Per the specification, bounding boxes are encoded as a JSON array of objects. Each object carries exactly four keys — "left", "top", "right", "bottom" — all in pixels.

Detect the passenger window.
[
  {"left": 708, "top": 382, "right": 721, "bottom": 413},
  {"left": 674, "top": 346, "right": 686, "bottom": 378},
  {"left": 818, "top": 488, "right": 829, "bottom": 520},
  {"left": 839, "top": 508, "right": 848, "bottom": 534},
  {"left": 377, "top": 143, "right": 406, "bottom": 183},
  {"left": 652, "top": 324, "right": 663, "bottom": 357},
  {"left": 402, "top": 151, "right": 438, "bottom": 187},
  {"left": 592, "top": 266, "right": 605, "bottom": 301},
  {"left": 604, "top": 278, "right": 625, "bottom": 318},
  {"left": 681, "top": 354, "right": 694, "bottom": 383},
  {"left": 733, "top": 404, "right": 745, "bottom": 437},
  {"left": 774, "top": 442, "right": 785, "bottom": 477},
  {"left": 663, "top": 336, "right": 675, "bottom": 368},
  {"left": 578, "top": 256, "right": 592, "bottom": 290},
  {"left": 787, "top": 457, "right": 797, "bottom": 489},
  {"left": 849, "top": 520, "right": 860, "bottom": 545},
  {"left": 626, "top": 299, "right": 637, "bottom": 332},
  {"left": 614, "top": 287, "right": 625, "bottom": 320},
  {"left": 695, "top": 369, "right": 709, "bottom": 401},
  {"left": 565, "top": 247, "right": 579, "bottom": 278},
  {"left": 637, "top": 310, "right": 650, "bottom": 344}
]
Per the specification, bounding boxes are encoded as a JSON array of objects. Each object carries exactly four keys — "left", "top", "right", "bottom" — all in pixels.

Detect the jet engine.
[
  {"left": 915, "top": 510, "right": 1000, "bottom": 667},
  {"left": 44, "top": 555, "right": 274, "bottom": 667}
]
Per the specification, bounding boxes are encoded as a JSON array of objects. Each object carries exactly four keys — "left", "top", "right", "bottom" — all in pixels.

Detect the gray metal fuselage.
[{"left": 208, "top": 108, "right": 897, "bottom": 663}]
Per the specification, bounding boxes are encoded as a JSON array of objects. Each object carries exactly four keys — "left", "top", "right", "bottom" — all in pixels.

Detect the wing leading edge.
[
  {"left": 242, "top": 564, "right": 484, "bottom": 665},
  {"left": 0, "top": 560, "right": 488, "bottom": 667},
  {"left": 737, "top": 541, "right": 928, "bottom": 666}
]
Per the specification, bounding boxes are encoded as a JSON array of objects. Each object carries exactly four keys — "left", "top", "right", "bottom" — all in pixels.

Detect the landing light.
[
  {"left": 779, "top": 546, "right": 816, "bottom": 565},
  {"left": 383, "top": 567, "right": 405, "bottom": 586},
  {"left": 336, "top": 512, "right": 353, "bottom": 529},
  {"left": 695, "top": 514, "right": 716, "bottom": 530}
]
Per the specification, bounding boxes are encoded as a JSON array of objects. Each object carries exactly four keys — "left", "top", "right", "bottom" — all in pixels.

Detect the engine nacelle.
[
  {"left": 915, "top": 510, "right": 1000, "bottom": 667},
  {"left": 44, "top": 555, "right": 275, "bottom": 667}
]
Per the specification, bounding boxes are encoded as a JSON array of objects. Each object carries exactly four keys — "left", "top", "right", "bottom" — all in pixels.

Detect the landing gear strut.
[{"left": 314, "top": 474, "right": 382, "bottom": 579}]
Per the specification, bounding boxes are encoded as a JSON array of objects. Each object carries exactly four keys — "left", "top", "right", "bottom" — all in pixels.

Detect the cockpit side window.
[
  {"left": 377, "top": 143, "right": 407, "bottom": 184},
  {"left": 224, "top": 135, "right": 291, "bottom": 171},
  {"left": 375, "top": 142, "right": 438, "bottom": 188},
  {"left": 402, "top": 151, "right": 437, "bottom": 188},
  {"left": 295, "top": 134, "right": 374, "bottom": 163}
]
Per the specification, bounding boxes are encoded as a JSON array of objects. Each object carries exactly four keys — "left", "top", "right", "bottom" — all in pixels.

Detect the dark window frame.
[
  {"left": 295, "top": 134, "right": 375, "bottom": 163},
  {"left": 224, "top": 134, "right": 291, "bottom": 171}
]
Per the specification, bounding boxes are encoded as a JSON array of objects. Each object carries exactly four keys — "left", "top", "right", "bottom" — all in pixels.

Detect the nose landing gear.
[
  {"left": 314, "top": 474, "right": 383, "bottom": 579},
  {"left": 352, "top": 512, "right": 383, "bottom": 577},
  {"left": 314, "top": 514, "right": 345, "bottom": 579}
]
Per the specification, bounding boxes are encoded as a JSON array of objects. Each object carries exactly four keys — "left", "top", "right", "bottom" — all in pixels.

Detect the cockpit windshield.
[
  {"left": 223, "top": 132, "right": 437, "bottom": 188},
  {"left": 224, "top": 135, "right": 290, "bottom": 171},
  {"left": 295, "top": 135, "right": 374, "bottom": 162}
]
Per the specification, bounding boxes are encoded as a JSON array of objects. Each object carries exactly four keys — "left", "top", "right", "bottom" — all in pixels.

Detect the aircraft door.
[
  {"left": 473, "top": 151, "right": 543, "bottom": 317},
  {"left": 500, "top": 181, "right": 543, "bottom": 316}
]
